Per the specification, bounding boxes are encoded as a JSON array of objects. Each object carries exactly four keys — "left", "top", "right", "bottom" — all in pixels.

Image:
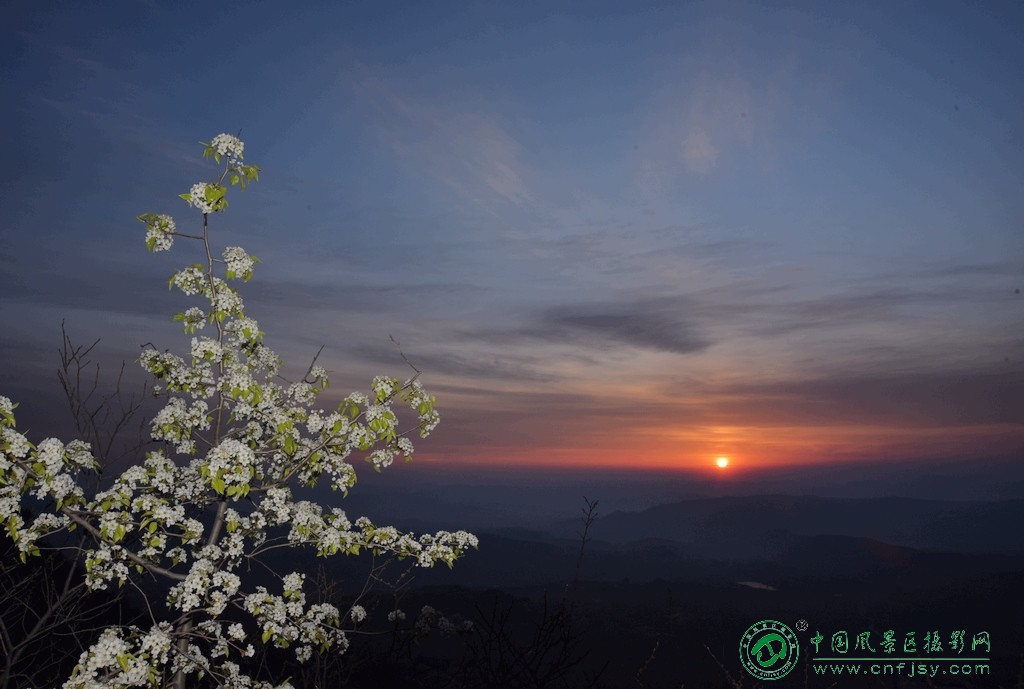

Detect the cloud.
[
  {"left": 632, "top": 69, "right": 765, "bottom": 185},
  {"left": 681, "top": 127, "right": 720, "bottom": 174},
  {"left": 26, "top": 41, "right": 199, "bottom": 171},
  {"left": 344, "top": 342, "right": 553, "bottom": 383},
  {"left": 543, "top": 305, "right": 708, "bottom": 355},
  {"left": 717, "top": 367, "right": 1024, "bottom": 428},
  {"left": 626, "top": 4, "right": 862, "bottom": 190},
  {"left": 744, "top": 288, "right": 942, "bottom": 338},
  {"left": 346, "top": 64, "right": 534, "bottom": 212},
  {"left": 416, "top": 385, "right": 705, "bottom": 456},
  {"left": 457, "top": 296, "right": 711, "bottom": 356},
  {"left": 419, "top": 361, "right": 1019, "bottom": 464}
]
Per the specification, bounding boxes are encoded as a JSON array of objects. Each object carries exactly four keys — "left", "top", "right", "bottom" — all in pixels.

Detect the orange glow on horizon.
[{"left": 414, "top": 419, "right": 1024, "bottom": 472}]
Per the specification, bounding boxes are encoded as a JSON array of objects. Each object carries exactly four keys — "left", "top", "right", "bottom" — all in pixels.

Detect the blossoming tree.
[{"left": 0, "top": 133, "right": 478, "bottom": 689}]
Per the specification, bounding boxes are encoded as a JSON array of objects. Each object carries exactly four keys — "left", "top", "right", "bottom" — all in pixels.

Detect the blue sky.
[{"left": 1, "top": 0, "right": 1022, "bottom": 471}]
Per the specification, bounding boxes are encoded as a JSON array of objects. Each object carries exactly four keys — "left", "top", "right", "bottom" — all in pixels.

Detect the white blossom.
[
  {"left": 2, "top": 427, "right": 31, "bottom": 458},
  {"left": 223, "top": 246, "right": 255, "bottom": 279},
  {"left": 143, "top": 213, "right": 176, "bottom": 252},
  {"left": 191, "top": 336, "right": 224, "bottom": 362},
  {"left": 181, "top": 306, "right": 207, "bottom": 332},
  {"left": 171, "top": 265, "right": 206, "bottom": 296},
  {"left": 210, "top": 133, "right": 244, "bottom": 165},
  {"left": 368, "top": 448, "right": 394, "bottom": 470},
  {"left": 187, "top": 182, "right": 218, "bottom": 213}
]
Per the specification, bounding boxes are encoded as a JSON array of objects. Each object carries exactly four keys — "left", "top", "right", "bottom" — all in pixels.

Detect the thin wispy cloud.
[{"left": 347, "top": 64, "right": 534, "bottom": 212}]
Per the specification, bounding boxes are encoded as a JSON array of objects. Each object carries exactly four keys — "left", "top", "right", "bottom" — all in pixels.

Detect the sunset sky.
[{"left": 1, "top": 0, "right": 1022, "bottom": 472}]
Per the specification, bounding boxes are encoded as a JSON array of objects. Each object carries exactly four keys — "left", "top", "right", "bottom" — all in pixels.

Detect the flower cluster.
[
  {"left": 414, "top": 605, "right": 474, "bottom": 638},
  {"left": 186, "top": 182, "right": 219, "bottom": 214},
  {"left": 176, "top": 306, "right": 207, "bottom": 333},
  {"left": 243, "top": 574, "right": 348, "bottom": 665},
  {"left": 210, "top": 133, "right": 244, "bottom": 166},
  {"left": 151, "top": 397, "right": 210, "bottom": 454},
  {"left": 0, "top": 134, "right": 476, "bottom": 688},
  {"left": 140, "top": 213, "right": 176, "bottom": 252},
  {"left": 66, "top": 628, "right": 150, "bottom": 687},
  {"left": 223, "top": 246, "right": 257, "bottom": 281}
]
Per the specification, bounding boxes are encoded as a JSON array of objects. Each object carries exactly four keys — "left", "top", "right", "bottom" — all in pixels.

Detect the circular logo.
[{"left": 739, "top": 619, "right": 800, "bottom": 680}]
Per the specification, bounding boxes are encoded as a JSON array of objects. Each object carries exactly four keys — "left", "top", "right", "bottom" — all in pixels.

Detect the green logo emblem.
[{"left": 740, "top": 619, "right": 799, "bottom": 680}]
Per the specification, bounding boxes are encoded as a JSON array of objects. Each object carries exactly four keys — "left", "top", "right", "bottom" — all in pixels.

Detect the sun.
[{"left": 715, "top": 456, "right": 730, "bottom": 469}]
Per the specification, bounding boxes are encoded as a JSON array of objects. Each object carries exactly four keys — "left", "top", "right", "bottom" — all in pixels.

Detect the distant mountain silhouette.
[
  {"left": 557, "top": 495, "right": 1024, "bottom": 557},
  {"left": 303, "top": 494, "right": 1024, "bottom": 589}
]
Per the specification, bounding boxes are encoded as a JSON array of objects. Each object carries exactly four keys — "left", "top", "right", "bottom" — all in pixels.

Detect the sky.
[{"left": 1, "top": 0, "right": 1022, "bottom": 475}]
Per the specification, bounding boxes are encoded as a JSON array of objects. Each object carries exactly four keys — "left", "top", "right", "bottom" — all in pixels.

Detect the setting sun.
[{"left": 715, "top": 456, "right": 730, "bottom": 469}]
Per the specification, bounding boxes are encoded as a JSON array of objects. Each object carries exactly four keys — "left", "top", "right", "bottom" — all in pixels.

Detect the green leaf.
[
  {"left": 212, "top": 476, "right": 226, "bottom": 494},
  {"left": 262, "top": 629, "right": 273, "bottom": 644}
]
